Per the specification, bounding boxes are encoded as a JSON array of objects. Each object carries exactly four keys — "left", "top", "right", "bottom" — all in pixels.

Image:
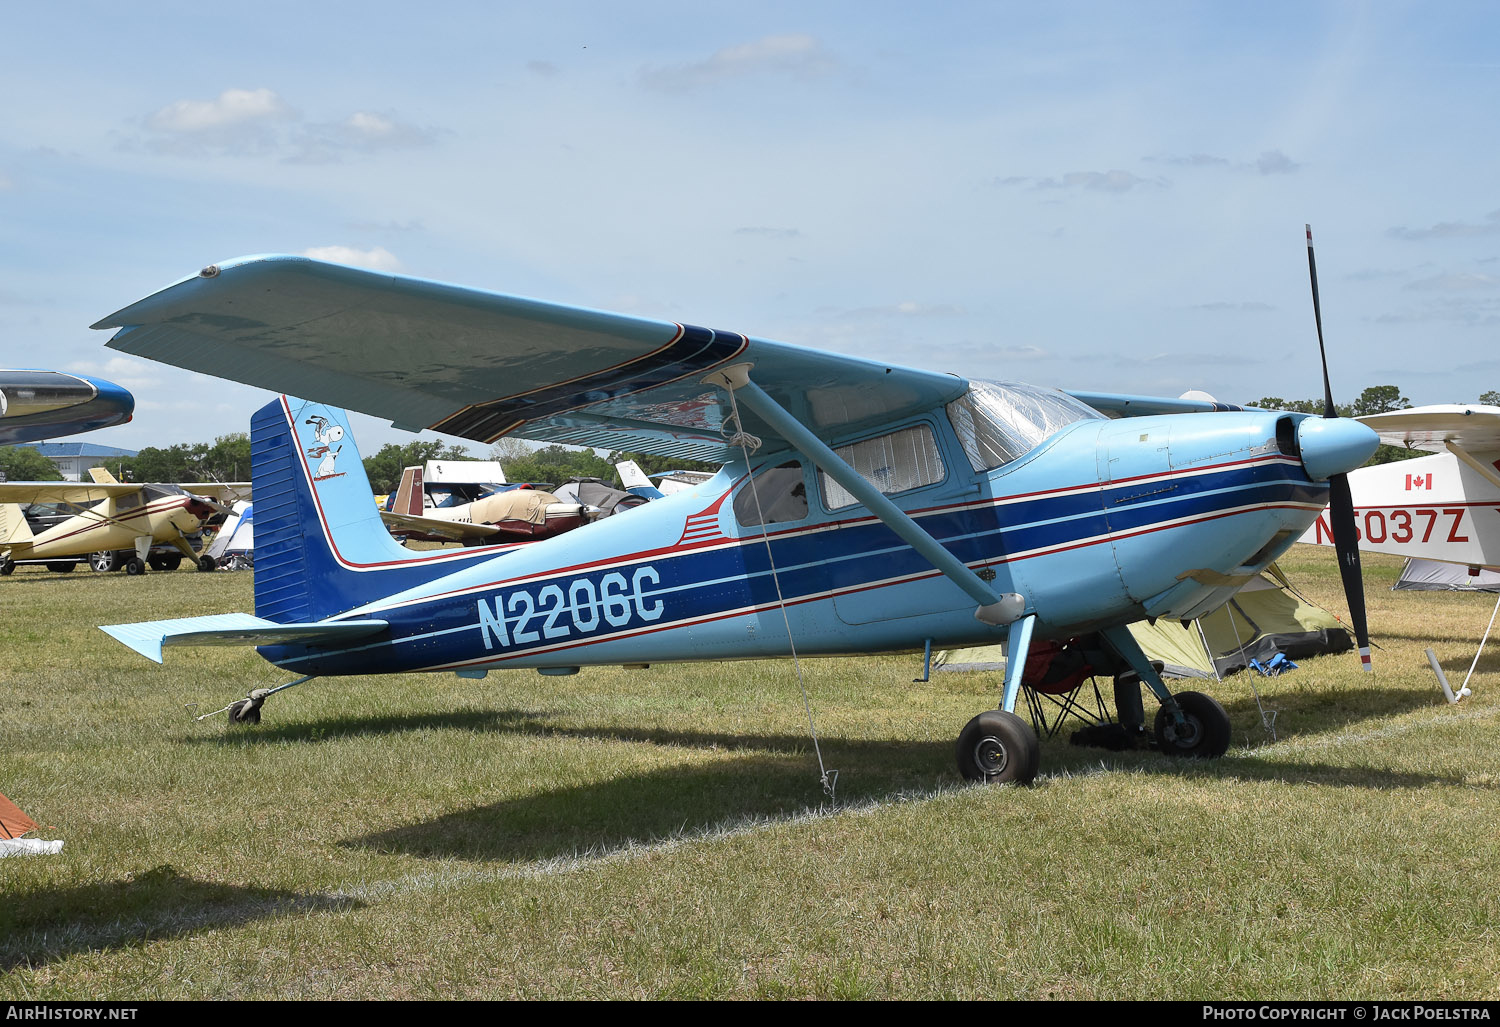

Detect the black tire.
[
  {"left": 227, "top": 699, "right": 261, "bottom": 725},
  {"left": 46, "top": 561, "right": 75, "bottom": 573},
  {"left": 0, "top": 560, "right": 14, "bottom": 577},
  {"left": 956, "top": 710, "right": 1040, "bottom": 784},
  {"left": 125, "top": 558, "right": 146, "bottom": 576},
  {"left": 1154, "top": 691, "right": 1231, "bottom": 759},
  {"left": 89, "top": 550, "right": 120, "bottom": 572},
  {"left": 197, "top": 554, "right": 217, "bottom": 572}
]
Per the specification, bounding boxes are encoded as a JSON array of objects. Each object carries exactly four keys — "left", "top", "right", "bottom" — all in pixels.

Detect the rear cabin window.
[
  {"left": 734, "top": 460, "right": 809, "bottom": 526},
  {"left": 818, "top": 424, "right": 946, "bottom": 511}
]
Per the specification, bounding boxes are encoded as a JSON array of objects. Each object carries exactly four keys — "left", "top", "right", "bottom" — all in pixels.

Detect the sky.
[{"left": 3, "top": 1, "right": 1499, "bottom": 456}]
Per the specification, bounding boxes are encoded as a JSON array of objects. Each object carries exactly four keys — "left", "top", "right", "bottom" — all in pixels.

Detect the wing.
[
  {"left": 1357, "top": 405, "right": 1500, "bottom": 455},
  {"left": 1067, "top": 391, "right": 1245, "bottom": 418},
  {"left": 0, "top": 481, "right": 141, "bottom": 505},
  {"left": 93, "top": 255, "right": 968, "bottom": 461},
  {"left": 379, "top": 510, "right": 500, "bottom": 541}
]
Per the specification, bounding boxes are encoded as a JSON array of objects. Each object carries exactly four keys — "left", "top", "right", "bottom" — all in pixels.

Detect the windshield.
[{"left": 946, "top": 380, "right": 1103, "bottom": 471}]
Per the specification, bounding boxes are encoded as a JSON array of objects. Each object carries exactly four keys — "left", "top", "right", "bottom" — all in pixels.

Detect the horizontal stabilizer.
[{"left": 99, "top": 613, "right": 388, "bottom": 663}]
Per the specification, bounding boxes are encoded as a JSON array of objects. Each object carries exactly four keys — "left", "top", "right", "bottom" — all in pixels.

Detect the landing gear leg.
[
  {"left": 956, "top": 613, "right": 1040, "bottom": 785},
  {"left": 1100, "top": 625, "right": 1231, "bottom": 760}
]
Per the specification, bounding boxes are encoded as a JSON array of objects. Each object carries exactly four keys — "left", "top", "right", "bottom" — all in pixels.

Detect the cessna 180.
[{"left": 92, "top": 234, "right": 1377, "bottom": 784}]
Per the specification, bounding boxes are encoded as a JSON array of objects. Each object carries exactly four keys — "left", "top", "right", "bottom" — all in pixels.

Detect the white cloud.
[
  {"left": 301, "top": 246, "right": 403, "bottom": 272},
  {"left": 641, "top": 34, "right": 836, "bottom": 91},
  {"left": 1404, "top": 272, "right": 1500, "bottom": 292},
  {"left": 145, "top": 87, "right": 295, "bottom": 135},
  {"left": 131, "top": 89, "right": 437, "bottom": 162}
]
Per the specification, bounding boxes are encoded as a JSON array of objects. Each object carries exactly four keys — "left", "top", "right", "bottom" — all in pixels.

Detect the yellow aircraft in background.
[{"left": 0, "top": 467, "right": 248, "bottom": 576}]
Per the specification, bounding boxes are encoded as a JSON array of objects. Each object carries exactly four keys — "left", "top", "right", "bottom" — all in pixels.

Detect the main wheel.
[
  {"left": 46, "top": 561, "right": 75, "bottom": 573},
  {"left": 125, "top": 558, "right": 146, "bottom": 576},
  {"left": 956, "top": 710, "right": 1040, "bottom": 784},
  {"left": 1154, "top": 691, "right": 1231, "bottom": 759},
  {"left": 89, "top": 550, "right": 121, "bottom": 572},
  {"left": 0, "top": 560, "right": 13, "bottom": 576},
  {"left": 197, "top": 554, "right": 217, "bottom": 572}
]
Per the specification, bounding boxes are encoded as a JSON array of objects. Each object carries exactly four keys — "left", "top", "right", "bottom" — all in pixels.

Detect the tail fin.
[
  {"left": 250, "top": 396, "right": 505, "bottom": 622},
  {"left": 615, "top": 460, "right": 663, "bottom": 499},
  {"left": 391, "top": 466, "right": 423, "bottom": 515},
  {"left": 89, "top": 466, "right": 120, "bottom": 485},
  {"left": 0, "top": 503, "right": 34, "bottom": 548}
]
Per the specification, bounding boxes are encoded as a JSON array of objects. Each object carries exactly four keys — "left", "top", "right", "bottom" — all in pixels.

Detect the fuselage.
[{"left": 260, "top": 407, "right": 1333, "bottom": 677}]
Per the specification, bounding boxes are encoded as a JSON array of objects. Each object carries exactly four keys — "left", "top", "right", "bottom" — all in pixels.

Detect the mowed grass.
[{"left": 3, "top": 544, "right": 1500, "bottom": 999}]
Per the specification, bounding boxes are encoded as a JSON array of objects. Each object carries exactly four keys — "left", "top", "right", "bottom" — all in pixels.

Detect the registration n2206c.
[{"left": 476, "top": 567, "right": 663, "bottom": 649}]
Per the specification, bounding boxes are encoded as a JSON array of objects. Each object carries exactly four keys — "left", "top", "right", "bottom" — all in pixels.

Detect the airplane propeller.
[{"left": 1305, "top": 224, "right": 1373, "bottom": 671}]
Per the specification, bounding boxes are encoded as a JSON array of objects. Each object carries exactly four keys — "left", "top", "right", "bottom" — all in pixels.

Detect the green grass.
[{"left": 2, "top": 546, "right": 1499, "bottom": 999}]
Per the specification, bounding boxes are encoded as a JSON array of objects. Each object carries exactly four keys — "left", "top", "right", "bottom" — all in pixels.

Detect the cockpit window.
[
  {"left": 819, "top": 424, "right": 946, "bottom": 511},
  {"left": 735, "top": 460, "right": 809, "bottom": 526},
  {"left": 142, "top": 483, "right": 189, "bottom": 502},
  {"left": 946, "top": 380, "right": 1103, "bottom": 472}
]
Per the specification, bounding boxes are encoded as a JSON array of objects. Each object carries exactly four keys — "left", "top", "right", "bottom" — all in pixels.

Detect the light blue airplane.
[
  {"left": 93, "top": 245, "right": 1377, "bottom": 784},
  {"left": 0, "top": 369, "right": 134, "bottom": 446}
]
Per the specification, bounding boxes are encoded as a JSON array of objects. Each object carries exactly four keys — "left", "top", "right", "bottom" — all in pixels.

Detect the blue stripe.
[{"left": 261, "top": 460, "right": 1324, "bottom": 674}]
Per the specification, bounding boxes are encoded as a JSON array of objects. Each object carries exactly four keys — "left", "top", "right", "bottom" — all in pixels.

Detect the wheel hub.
[{"left": 973, "top": 736, "right": 1009, "bottom": 775}]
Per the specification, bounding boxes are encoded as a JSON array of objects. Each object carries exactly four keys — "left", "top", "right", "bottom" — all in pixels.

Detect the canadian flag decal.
[{"left": 1405, "top": 473, "right": 1433, "bottom": 491}]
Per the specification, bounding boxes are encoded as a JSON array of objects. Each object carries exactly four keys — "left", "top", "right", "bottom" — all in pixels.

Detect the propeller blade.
[
  {"left": 1326, "top": 472, "right": 1372, "bottom": 670},
  {"left": 1306, "top": 224, "right": 1338, "bottom": 419},
  {"left": 1306, "top": 224, "right": 1372, "bottom": 671}
]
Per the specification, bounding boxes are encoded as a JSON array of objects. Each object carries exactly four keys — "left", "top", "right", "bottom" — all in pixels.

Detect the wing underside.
[{"left": 94, "top": 255, "right": 968, "bottom": 461}]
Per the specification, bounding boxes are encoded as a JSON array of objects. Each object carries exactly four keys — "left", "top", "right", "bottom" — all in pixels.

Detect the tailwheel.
[
  {"left": 1153, "top": 691, "right": 1231, "bottom": 759},
  {"left": 227, "top": 696, "right": 264, "bottom": 725},
  {"left": 956, "top": 710, "right": 1040, "bottom": 785}
]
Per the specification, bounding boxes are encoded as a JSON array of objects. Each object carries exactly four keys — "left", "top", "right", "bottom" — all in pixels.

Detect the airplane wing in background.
[
  {"left": 1357, "top": 405, "right": 1500, "bottom": 456},
  {"left": 94, "top": 255, "right": 969, "bottom": 462},
  {"left": 0, "top": 481, "right": 143, "bottom": 506},
  {"left": 378, "top": 510, "right": 501, "bottom": 542}
]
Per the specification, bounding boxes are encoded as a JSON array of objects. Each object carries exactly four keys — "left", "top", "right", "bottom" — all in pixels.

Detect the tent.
[
  {"left": 934, "top": 563, "right": 1353, "bottom": 680},
  {"left": 205, "top": 501, "right": 254, "bottom": 570},
  {"left": 1393, "top": 558, "right": 1500, "bottom": 592}
]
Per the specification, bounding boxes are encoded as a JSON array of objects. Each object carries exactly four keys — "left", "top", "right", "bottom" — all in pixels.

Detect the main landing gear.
[{"left": 953, "top": 621, "right": 1232, "bottom": 786}]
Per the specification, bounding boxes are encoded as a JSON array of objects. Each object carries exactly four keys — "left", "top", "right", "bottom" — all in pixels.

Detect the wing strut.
[{"left": 704, "top": 364, "right": 1026, "bottom": 627}]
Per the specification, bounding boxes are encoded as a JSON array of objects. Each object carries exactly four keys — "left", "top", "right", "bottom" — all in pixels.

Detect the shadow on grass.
[
  {"left": 344, "top": 732, "right": 954, "bottom": 864},
  {"left": 0, "top": 864, "right": 361, "bottom": 971}
]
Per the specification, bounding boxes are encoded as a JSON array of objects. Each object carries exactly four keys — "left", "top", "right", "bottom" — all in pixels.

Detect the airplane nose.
[{"left": 1297, "top": 416, "right": 1379, "bottom": 481}]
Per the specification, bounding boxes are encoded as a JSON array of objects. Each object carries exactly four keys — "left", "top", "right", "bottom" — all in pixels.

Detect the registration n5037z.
[{"left": 476, "top": 567, "right": 664, "bottom": 649}]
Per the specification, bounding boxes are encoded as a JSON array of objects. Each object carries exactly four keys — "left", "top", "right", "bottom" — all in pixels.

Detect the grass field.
[{"left": 2, "top": 544, "right": 1499, "bottom": 1000}]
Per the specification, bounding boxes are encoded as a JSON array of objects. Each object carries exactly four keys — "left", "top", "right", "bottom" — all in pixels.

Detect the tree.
[
  {"left": 0, "top": 445, "right": 62, "bottom": 482},
  {"left": 114, "top": 433, "right": 252, "bottom": 484},
  {"left": 362, "top": 440, "right": 475, "bottom": 495},
  {"left": 1350, "top": 385, "right": 1410, "bottom": 418},
  {"left": 501, "top": 444, "right": 617, "bottom": 488},
  {"left": 1480, "top": 390, "right": 1500, "bottom": 406}
]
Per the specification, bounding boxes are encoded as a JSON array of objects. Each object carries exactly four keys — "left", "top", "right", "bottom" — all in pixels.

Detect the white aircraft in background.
[{"left": 1298, "top": 404, "right": 1500, "bottom": 571}]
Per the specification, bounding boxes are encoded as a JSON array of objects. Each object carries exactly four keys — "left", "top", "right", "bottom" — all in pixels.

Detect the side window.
[
  {"left": 115, "top": 491, "right": 142, "bottom": 511},
  {"left": 734, "top": 461, "right": 809, "bottom": 526},
  {"left": 818, "top": 424, "right": 946, "bottom": 511}
]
